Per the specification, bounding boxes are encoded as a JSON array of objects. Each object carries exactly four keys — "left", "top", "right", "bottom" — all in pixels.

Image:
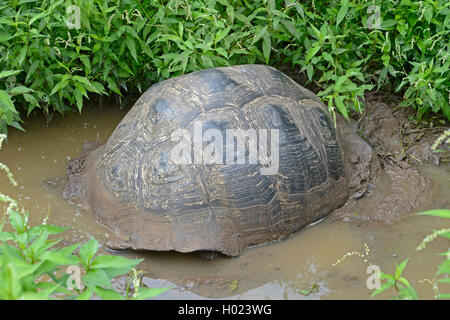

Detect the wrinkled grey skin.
[{"left": 336, "top": 115, "right": 377, "bottom": 199}]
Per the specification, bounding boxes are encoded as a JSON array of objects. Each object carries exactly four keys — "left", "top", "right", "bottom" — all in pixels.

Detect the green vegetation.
[
  {"left": 332, "top": 208, "right": 449, "bottom": 300},
  {"left": 371, "top": 209, "right": 450, "bottom": 300},
  {"left": 0, "top": 0, "right": 448, "bottom": 134},
  {"left": 332, "top": 133, "right": 449, "bottom": 300},
  {"left": 0, "top": 133, "right": 170, "bottom": 300}
]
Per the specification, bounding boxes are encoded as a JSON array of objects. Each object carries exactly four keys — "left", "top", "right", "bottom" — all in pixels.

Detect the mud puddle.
[{"left": 0, "top": 102, "right": 449, "bottom": 299}]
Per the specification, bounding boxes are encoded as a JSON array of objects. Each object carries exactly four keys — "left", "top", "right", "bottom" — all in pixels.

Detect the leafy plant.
[
  {"left": 0, "top": 0, "right": 448, "bottom": 134},
  {"left": 371, "top": 209, "right": 450, "bottom": 300},
  {"left": 370, "top": 135, "right": 449, "bottom": 300},
  {"left": 370, "top": 258, "right": 419, "bottom": 300},
  {"left": 0, "top": 134, "right": 170, "bottom": 300}
]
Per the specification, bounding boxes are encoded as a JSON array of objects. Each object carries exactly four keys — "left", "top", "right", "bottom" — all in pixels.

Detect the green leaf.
[
  {"left": 107, "top": 77, "right": 122, "bottom": 96},
  {"left": 90, "top": 82, "right": 107, "bottom": 94},
  {"left": 334, "top": 76, "right": 348, "bottom": 92},
  {"left": 91, "top": 286, "right": 124, "bottom": 300},
  {"left": 77, "top": 289, "right": 93, "bottom": 300},
  {"left": 118, "top": 61, "right": 134, "bottom": 76},
  {"left": 309, "top": 24, "right": 321, "bottom": 40},
  {"left": 125, "top": 38, "right": 137, "bottom": 62},
  {"left": 397, "top": 277, "right": 411, "bottom": 288},
  {"left": 395, "top": 259, "right": 409, "bottom": 279},
  {"left": 370, "top": 282, "right": 393, "bottom": 298},
  {"left": 299, "top": 289, "right": 311, "bottom": 296},
  {"left": 83, "top": 269, "right": 113, "bottom": 289},
  {"left": 321, "top": 52, "right": 334, "bottom": 66},
  {"left": 2, "top": 243, "right": 25, "bottom": 260},
  {"left": 335, "top": 95, "right": 349, "bottom": 120},
  {"left": 49, "top": 75, "right": 70, "bottom": 96},
  {"left": 0, "top": 70, "right": 22, "bottom": 79},
  {"left": 74, "top": 87, "right": 84, "bottom": 113},
  {"left": 262, "top": 33, "right": 271, "bottom": 63},
  {"left": 423, "top": 6, "right": 433, "bottom": 24},
  {"left": 0, "top": 33, "right": 14, "bottom": 42},
  {"left": 215, "top": 26, "right": 232, "bottom": 44},
  {"left": 4, "top": 263, "right": 22, "bottom": 299},
  {"left": 29, "top": 231, "right": 50, "bottom": 257},
  {"left": 251, "top": 26, "right": 268, "bottom": 45},
  {"left": 226, "top": 6, "right": 234, "bottom": 23},
  {"left": 281, "top": 20, "right": 300, "bottom": 40},
  {"left": 305, "top": 43, "right": 320, "bottom": 63},
  {"left": 79, "top": 56, "right": 91, "bottom": 75},
  {"left": 215, "top": 48, "right": 228, "bottom": 58},
  {"left": 437, "top": 278, "right": 450, "bottom": 284},
  {"left": 17, "top": 45, "right": 28, "bottom": 66},
  {"left": 0, "top": 90, "right": 16, "bottom": 112},
  {"left": 399, "top": 285, "right": 418, "bottom": 300},
  {"left": 436, "top": 260, "right": 450, "bottom": 276},
  {"left": 9, "top": 86, "right": 34, "bottom": 96},
  {"left": 98, "top": 267, "right": 133, "bottom": 279},
  {"left": 336, "top": 0, "right": 349, "bottom": 27},
  {"left": 305, "top": 64, "right": 313, "bottom": 82},
  {"left": 11, "top": 121, "right": 24, "bottom": 131},
  {"left": 8, "top": 209, "right": 25, "bottom": 233},
  {"left": 79, "top": 238, "right": 99, "bottom": 268},
  {"left": 30, "top": 224, "right": 67, "bottom": 236},
  {"left": 58, "top": 243, "right": 80, "bottom": 256},
  {"left": 72, "top": 75, "right": 91, "bottom": 88},
  {"left": 25, "top": 61, "right": 39, "bottom": 83},
  {"left": 13, "top": 259, "right": 44, "bottom": 279},
  {"left": 0, "top": 231, "right": 14, "bottom": 241},
  {"left": 381, "top": 19, "right": 397, "bottom": 29},
  {"left": 178, "top": 22, "right": 183, "bottom": 38},
  {"left": 91, "top": 255, "right": 142, "bottom": 270},
  {"left": 136, "top": 287, "right": 172, "bottom": 300},
  {"left": 417, "top": 209, "right": 450, "bottom": 219},
  {"left": 29, "top": 10, "right": 50, "bottom": 26},
  {"left": 39, "top": 250, "right": 78, "bottom": 265},
  {"left": 380, "top": 272, "right": 396, "bottom": 282},
  {"left": 18, "top": 291, "right": 51, "bottom": 300}
]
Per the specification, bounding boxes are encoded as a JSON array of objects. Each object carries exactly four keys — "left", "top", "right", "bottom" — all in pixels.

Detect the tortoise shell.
[{"left": 82, "top": 64, "right": 348, "bottom": 256}]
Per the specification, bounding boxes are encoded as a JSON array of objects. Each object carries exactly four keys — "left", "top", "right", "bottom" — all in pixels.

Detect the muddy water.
[{"left": 1, "top": 102, "right": 449, "bottom": 300}]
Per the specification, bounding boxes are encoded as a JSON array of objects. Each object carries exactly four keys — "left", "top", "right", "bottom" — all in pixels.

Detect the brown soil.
[{"left": 331, "top": 92, "right": 446, "bottom": 226}]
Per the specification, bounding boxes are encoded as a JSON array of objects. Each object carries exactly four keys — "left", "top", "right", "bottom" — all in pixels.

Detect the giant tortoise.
[{"left": 63, "top": 64, "right": 372, "bottom": 256}]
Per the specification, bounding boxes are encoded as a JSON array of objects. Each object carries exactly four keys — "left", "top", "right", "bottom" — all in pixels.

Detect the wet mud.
[{"left": 0, "top": 93, "right": 448, "bottom": 299}]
